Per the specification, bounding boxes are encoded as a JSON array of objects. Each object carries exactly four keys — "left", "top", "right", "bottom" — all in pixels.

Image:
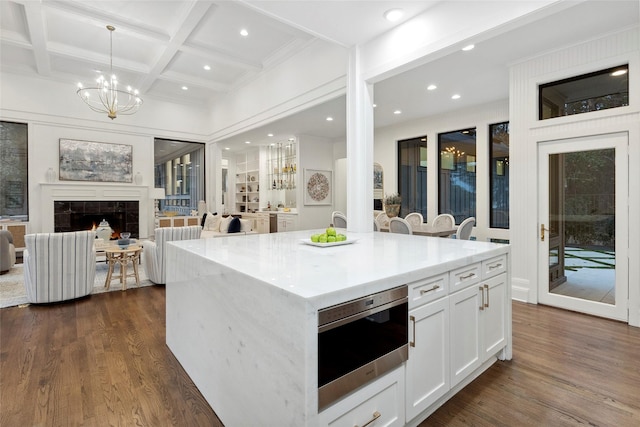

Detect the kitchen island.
[{"left": 165, "top": 230, "right": 511, "bottom": 426}]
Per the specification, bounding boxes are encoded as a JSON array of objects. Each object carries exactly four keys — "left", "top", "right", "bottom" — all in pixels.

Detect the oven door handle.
[{"left": 318, "top": 296, "right": 408, "bottom": 333}]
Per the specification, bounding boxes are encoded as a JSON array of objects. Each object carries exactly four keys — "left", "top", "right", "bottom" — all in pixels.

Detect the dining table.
[{"left": 380, "top": 222, "right": 458, "bottom": 237}]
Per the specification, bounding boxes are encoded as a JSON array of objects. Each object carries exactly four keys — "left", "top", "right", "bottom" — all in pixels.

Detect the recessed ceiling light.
[
  {"left": 270, "top": 143, "right": 275, "bottom": 146},
  {"left": 427, "top": 84, "right": 437, "bottom": 91},
  {"left": 267, "top": 133, "right": 274, "bottom": 137},
  {"left": 240, "top": 29, "right": 248, "bottom": 37},
  {"left": 384, "top": 9, "right": 404, "bottom": 22},
  {"left": 611, "top": 69, "right": 628, "bottom": 76},
  {"left": 203, "top": 65, "right": 211, "bottom": 71},
  {"left": 326, "top": 116, "right": 333, "bottom": 121},
  {"left": 393, "top": 110, "right": 402, "bottom": 115},
  {"left": 181, "top": 86, "right": 188, "bottom": 90},
  {"left": 451, "top": 94, "right": 461, "bottom": 100},
  {"left": 373, "top": 103, "right": 377, "bottom": 108},
  {"left": 462, "top": 44, "right": 475, "bottom": 51},
  {"left": 245, "top": 141, "right": 251, "bottom": 144},
  {"left": 225, "top": 147, "right": 230, "bottom": 150}
]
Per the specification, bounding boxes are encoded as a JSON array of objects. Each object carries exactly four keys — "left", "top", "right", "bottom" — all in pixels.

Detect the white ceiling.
[{"left": 1, "top": 0, "right": 638, "bottom": 154}]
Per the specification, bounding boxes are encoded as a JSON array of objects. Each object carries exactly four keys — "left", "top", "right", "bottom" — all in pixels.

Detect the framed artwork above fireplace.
[{"left": 59, "top": 139, "right": 133, "bottom": 183}]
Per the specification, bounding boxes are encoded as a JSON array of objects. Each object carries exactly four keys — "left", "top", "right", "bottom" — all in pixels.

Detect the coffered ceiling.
[{"left": 1, "top": 1, "right": 638, "bottom": 153}]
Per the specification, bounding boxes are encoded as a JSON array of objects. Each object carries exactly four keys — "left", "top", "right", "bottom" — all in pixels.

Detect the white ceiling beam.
[
  {"left": 137, "top": 1, "right": 215, "bottom": 94},
  {"left": 22, "top": 1, "right": 51, "bottom": 76}
]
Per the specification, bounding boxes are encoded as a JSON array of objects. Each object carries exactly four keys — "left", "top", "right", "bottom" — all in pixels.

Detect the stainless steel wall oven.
[{"left": 317, "top": 285, "right": 408, "bottom": 410}]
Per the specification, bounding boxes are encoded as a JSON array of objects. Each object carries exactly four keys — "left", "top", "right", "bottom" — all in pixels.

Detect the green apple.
[
  {"left": 327, "top": 235, "right": 336, "bottom": 243},
  {"left": 326, "top": 226, "right": 336, "bottom": 237},
  {"left": 337, "top": 234, "right": 346, "bottom": 242},
  {"left": 318, "top": 234, "right": 328, "bottom": 243},
  {"left": 310, "top": 234, "right": 320, "bottom": 242}
]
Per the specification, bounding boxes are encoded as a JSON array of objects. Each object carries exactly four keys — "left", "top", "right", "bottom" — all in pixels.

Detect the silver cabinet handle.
[
  {"left": 484, "top": 284, "right": 489, "bottom": 308},
  {"left": 460, "top": 272, "right": 475, "bottom": 280},
  {"left": 355, "top": 411, "right": 381, "bottom": 427},
  {"left": 489, "top": 263, "right": 503, "bottom": 270},
  {"left": 420, "top": 284, "right": 440, "bottom": 294},
  {"left": 479, "top": 286, "right": 485, "bottom": 310},
  {"left": 410, "top": 315, "right": 416, "bottom": 347}
]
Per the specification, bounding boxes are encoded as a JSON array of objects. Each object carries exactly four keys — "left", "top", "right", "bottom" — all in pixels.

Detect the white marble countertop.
[{"left": 169, "top": 229, "right": 509, "bottom": 309}]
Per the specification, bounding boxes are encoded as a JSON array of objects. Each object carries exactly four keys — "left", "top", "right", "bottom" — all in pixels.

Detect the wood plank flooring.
[{"left": 1, "top": 287, "right": 639, "bottom": 426}]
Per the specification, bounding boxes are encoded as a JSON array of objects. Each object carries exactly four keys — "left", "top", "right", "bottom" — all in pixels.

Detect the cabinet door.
[
  {"left": 449, "top": 285, "right": 482, "bottom": 387},
  {"left": 481, "top": 273, "right": 507, "bottom": 361},
  {"left": 406, "top": 297, "right": 449, "bottom": 421}
]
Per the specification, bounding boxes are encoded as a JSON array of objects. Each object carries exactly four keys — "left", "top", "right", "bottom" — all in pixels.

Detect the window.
[
  {"left": 154, "top": 138, "right": 205, "bottom": 215},
  {"left": 438, "top": 128, "right": 476, "bottom": 224},
  {"left": 539, "top": 65, "right": 629, "bottom": 120},
  {"left": 397, "top": 136, "right": 427, "bottom": 219},
  {"left": 489, "top": 122, "right": 509, "bottom": 229},
  {"left": 0, "top": 121, "right": 28, "bottom": 220}
]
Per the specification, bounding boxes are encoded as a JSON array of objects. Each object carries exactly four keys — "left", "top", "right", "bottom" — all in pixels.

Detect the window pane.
[
  {"left": 438, "top": 128, "right": 476, "bottom": 225},
  {"left": 398, "top": 136, "right": 427, "bottom": 219},
  {"left": 490, "top": 122, "right": 509, "bottom": 229},
  {"left": 0, "top": 121, "right": 28, "bottom": 220},
  {"left": 154, "top": 138, "right": 205, "bottom": 215},
  {"left": 539, "top": 65, "right": 628, "bottom": 120}
]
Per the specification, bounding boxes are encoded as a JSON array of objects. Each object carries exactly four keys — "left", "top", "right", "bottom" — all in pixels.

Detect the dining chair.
[
  {"left": 456, "top": 217, "right": 475, "bottom": 240},
  {"left": 389, "top": 217, "right": 413, "bottom": 235},
  {"left": 375, "top": 212, "right": 390, "bottom": 230},
  {"left": 332, "top": 211, "right": 347, "bottom": 228},
  {"left": 432, "top": 213, "right": 455, "bottom": 230},
  {"left": 404, "top": 212, "right": 423, "bottom": 229}
]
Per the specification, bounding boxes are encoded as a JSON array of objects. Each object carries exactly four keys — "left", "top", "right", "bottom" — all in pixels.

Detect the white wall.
[
  {"left": 509, "top": 27, "right": 640, "bottom": 325},
  {"left": 373, "top": 99, "right": 509, "bottom": 242},
  {"left": 297, "top": 134, "right": 336, "bottom": 230},
  {"left": 209, "top": 39, "right": 348, "bottom": 142}
]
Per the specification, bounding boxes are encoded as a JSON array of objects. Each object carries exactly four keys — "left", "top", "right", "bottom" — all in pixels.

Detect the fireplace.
[{"left": 54, "top": 201, "right": 139, "bottom": 239}]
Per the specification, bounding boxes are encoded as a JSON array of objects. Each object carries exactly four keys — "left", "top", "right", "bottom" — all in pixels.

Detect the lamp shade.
[{"left": 151, "top": 188, "right": 166, "bottom": 200}]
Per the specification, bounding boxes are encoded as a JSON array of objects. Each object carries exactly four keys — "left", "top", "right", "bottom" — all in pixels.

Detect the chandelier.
[{"left": 76, "top": 25, "right": 142, "bottom": 120}]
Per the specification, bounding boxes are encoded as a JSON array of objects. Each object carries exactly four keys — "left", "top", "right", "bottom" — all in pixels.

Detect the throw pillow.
[
  {"left": 219, "top": 216, "right": 233, "bottom": 234},
  {"left": 204, "top": 212, "right": 221, "bottom": 231},
  {"left": 239, "top": 219, "right": 251, "bottom": 232},
  {"left": 200, "top": 212, "right": 208, "bottom": 228},
  {"left": 228, "top": 217, "right": 242, "bottom": 233}
]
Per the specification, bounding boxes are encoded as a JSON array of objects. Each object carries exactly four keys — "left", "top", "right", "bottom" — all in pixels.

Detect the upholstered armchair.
[
  {"left": 0, "top": 230, "right": 16, "bottom": 274},
  {"left": 23, "top": 231, "right": 96, "bottom": 303},
  {"left": 142, "top": 226, "right": 202, "bottom": 285}
]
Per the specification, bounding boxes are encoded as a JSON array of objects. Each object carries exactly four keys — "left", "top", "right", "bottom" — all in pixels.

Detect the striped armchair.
[
  {"left": 24, "top": 231, "right": 96, "bottom": 303},
  {"left": 142, "top": 226, "right": 202, "bottom": 285}
]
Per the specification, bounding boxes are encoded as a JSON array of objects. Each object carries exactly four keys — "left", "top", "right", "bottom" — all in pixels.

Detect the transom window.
[{"left": 539, "top": 65, "right": 629, "bottom": 120}]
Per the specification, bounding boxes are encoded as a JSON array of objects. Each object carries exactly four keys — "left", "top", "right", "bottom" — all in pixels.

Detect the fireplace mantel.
[{"left": 40, "top": 182, "right": 151, "bottom": 238}]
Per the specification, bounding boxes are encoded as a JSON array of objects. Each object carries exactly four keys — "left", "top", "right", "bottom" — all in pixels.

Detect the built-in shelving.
[{"left": 235, "top": 150, "right": 260, "bottom": 213}]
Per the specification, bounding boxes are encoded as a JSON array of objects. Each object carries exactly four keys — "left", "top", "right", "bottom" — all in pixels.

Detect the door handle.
[
  {"left": 540, "top": 224, "right": 549, "bottom": 241},
  {"left": 410, "top": 315, "right": 416, "bottom": 347}
]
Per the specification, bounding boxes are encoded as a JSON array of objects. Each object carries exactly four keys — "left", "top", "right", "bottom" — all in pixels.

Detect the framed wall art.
[
  {"left": 304, "top": 169, "right": 332, "bottom": 205},
  {"left": 59, "top": 139, "right": 133, "bottom": 182}
]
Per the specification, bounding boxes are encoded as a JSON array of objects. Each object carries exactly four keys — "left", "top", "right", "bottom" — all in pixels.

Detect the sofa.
[
  {"left": 200, "top": 212, "right": 257, "bottom": 238},
  {"left": 0, "top": 229, "right": 16, "bottom": 274}
]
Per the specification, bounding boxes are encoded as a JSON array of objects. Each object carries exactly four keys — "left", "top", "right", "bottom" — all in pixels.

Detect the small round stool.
[{"left": 104, "top": 245, "right": 142, "bottom": 291}]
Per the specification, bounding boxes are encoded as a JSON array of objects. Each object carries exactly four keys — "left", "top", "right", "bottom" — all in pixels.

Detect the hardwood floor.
[{"left": 1, "top": 288, "right": 638, "bottom": 426}]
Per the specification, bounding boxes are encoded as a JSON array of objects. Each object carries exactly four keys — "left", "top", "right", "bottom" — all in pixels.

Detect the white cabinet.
[
  {"left": 449, "top": 257, "right": 508, "bottom": 388},
  {"left": 319, "top": 366, "right": 405, "bottom": 427},
  {"left": 241, "top": 212, "right": 270, "bottom": 234},
  {"left": 277, "top": 213, "right": 298, "bottom": 232},
  {"left": 406, "top": 296, "right": 450, "bottom": 420}
]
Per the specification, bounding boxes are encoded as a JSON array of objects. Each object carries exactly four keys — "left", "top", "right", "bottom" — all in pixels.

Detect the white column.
[{"left": 346, "top": 46, "right": 375, "bottom": 232}]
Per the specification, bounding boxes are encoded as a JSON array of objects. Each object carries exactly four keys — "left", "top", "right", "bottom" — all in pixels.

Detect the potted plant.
[{"left": 384, "top": 193, "right": 402, "bottom": 218}]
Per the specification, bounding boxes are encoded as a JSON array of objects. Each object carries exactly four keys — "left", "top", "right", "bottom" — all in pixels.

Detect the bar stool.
[{"left": 104, "top": 245, "right": 142, "bottom": 291}]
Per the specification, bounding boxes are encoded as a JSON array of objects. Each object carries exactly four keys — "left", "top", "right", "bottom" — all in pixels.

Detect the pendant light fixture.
[{"left": 76, "top": 25, "right": 143, "bottom": 120}]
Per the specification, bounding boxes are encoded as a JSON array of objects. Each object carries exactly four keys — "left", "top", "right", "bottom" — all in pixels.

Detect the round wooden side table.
[{"left": 104, "top": 245, "right": 142, "bottom": 291}]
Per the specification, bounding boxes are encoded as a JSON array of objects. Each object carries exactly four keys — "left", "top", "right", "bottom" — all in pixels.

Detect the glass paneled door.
[{"left": 538, "top": 133, "right": 628, "bottom": 321}]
